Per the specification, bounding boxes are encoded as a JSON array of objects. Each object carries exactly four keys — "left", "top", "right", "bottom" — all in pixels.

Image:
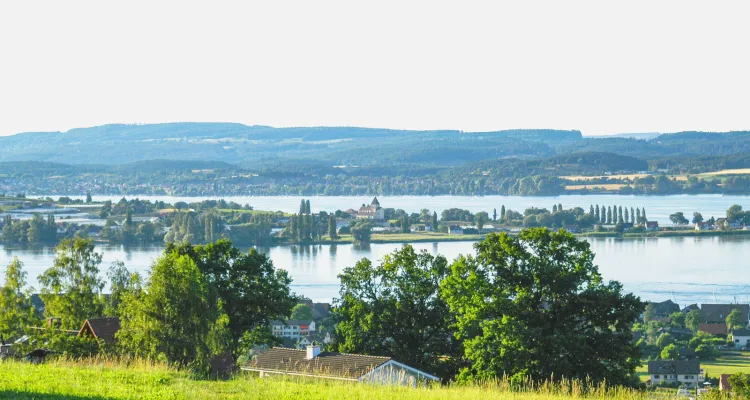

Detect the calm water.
[
  {"left": 41, "top": 194, "right": 750, "bottom": 225},
  {"left": 2, "top": 236, "right": 749, "bottom": 306}
]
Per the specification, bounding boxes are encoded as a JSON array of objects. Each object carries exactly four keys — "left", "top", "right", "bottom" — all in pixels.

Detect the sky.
[{"left": 1, "top": 1, "right": 750, "bottom": 137}]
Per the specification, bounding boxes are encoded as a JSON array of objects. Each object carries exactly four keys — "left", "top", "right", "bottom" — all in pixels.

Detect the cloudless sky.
[{"left": 1, "top": 1, "right": 749, "bottom": 136}]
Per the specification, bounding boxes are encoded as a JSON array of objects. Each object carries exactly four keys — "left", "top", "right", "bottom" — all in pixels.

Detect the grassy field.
[
  {"left": 0, "top": 359, "right": 672, "bottom": 400},
  {"left": 636, "top": 352, "right": 750, "bottom": 382}
]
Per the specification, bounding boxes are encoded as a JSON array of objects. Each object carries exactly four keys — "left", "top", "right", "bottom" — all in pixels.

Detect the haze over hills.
[{"left": 2, "top": 123, "right": 750, "bottom": 170}]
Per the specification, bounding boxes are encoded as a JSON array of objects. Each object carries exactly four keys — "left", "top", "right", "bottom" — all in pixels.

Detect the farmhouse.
[
  {"left": 242, "top": 344, "right": 439, "bottom": 386},
  {"left": 78, "top": 317, "right": 121, "bottom": 344},
  {"left": 648, "top": 360, "right": 703, "bottom": 388},
  {"left": 701, "top": 304, "right": 750, "bottom": 325}
]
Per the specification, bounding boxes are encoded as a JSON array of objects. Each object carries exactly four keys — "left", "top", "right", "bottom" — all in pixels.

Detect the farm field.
[{"left": 636, "top": 352, "right": 750, "bottom": 382}]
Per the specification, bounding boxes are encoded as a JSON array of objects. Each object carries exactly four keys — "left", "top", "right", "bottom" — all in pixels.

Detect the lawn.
[{"left": 0, "top": 359, "right": 668, "bottom": 400}]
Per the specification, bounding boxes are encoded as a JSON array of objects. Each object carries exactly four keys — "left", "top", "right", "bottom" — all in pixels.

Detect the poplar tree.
[
  {"left": 501, "top": 205, "right": 506, "bottom": 222},
  {"left": 595, "top": 205, "right": 600, "bottom": 222},
  {"left": 624, "top": 207, "right": 629, "bottom": 223},
  {"left": 432, "top": 212, "right": 439, "bottom": 230},
  {"left": 630, "top": 207, "right": 635, "bottom": 223},
  {"left": 328, "top": 215, "right": 338, "bottom": 240}
]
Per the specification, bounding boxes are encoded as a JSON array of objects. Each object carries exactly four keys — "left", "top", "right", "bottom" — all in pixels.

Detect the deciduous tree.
[{"left": 440, "top": 229, "right": 643, "bottom": 385}]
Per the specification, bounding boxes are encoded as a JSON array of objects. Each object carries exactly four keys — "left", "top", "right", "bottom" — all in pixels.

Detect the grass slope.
[{"left": 0, "top": 359, "right": 661, "bottom": 400}]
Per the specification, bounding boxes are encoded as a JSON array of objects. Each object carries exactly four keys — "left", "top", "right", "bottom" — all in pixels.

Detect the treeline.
[
  {"left": 1, "top": 214, "right": 58, "bottom": 245},
  {"left": 0, "top": 230, "right": 645, "bottom": 386}
]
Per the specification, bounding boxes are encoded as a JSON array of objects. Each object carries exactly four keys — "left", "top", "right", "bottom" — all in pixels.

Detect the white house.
[
  {"left": 648, "top": 360, "right": 703, "bottom": 388},
  {"left": 243, "top": 345, "right": 439, "bottom": 386},
  {"left": 270, "top": 320, "right": 316, "bottom": 339},
  {"left": 355, "top": 197, "right": 384, "bottom": 220},
  {"left": 731, "top": 329, "right": 750, "bottom": 349}
]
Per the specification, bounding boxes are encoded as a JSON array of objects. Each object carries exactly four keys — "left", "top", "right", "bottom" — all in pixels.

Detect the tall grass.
[{"left": 0, "top": 358, "right": 681, "bottom": 400}]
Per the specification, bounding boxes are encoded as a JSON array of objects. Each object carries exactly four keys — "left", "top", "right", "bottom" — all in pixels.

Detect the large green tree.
[
  {"left": 685, "top": 309, "right": 702, "bottom": 332},
  {"left": 117, "top": 251, "right": 223, "bottom": 373},
  {"left": 103, "top": 261, "right": 142, "bottom": 317},
  {"left": 727, "top": 308, "right": 746, "bottom": 332},
  {"left": 334, "top": 245, "right": 461, "bottom": 380},
  {"left": 165, "top": 240, "right": 295, "bottom": 359},
  {"left": 38, "top": 238, "right": 105, "bottom": 329},
  {"left": 440, "top": 229, "right": 643, "bottom": 385},
  {"left": 0, "top": 258, "right": 38, "bottom": 339}
]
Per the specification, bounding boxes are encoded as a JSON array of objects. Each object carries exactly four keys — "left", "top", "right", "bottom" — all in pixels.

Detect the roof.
[
  {"left": 79, "top": 318, "right": 120, "bottom": 343},
  {"left": 699, "top": 323, "right": 728, "bottom": 335},
  {"left": 648, "top": 360, "right": 700, "bottom": 375},
  {"left": 312, "top": 303, "right": 331, "bottom": 319},
  {"left": 647, "top": 300, "right": 681, "bottom": 317},
  {"left": 271, "top": 320, "right": 313, "bottom": 327},
  {"left": 370, "top": 197, "right": 380, "bottom": 207},
  {"left": 244, "top": 347, "right": 390, "bottom": 379},
  {"left": 701, "top": 304, "right": 749, "bottom": 323},
  {"left": 720, "top": 374, "right": 732, "bottom": 391},
  {"left": 732, "top": 329, "right": 750, "bottom": 337}
]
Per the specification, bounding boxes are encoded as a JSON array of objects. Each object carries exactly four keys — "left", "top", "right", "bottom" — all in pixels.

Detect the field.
[
  {"left": 560, "top": 174, "right": 651, "bottom": 181},
  {"left": 0, "top": 359, "right": 672, "bottom": 400},
  {"left": 636, "top": 352, "right": 750, "bottom": 382}
]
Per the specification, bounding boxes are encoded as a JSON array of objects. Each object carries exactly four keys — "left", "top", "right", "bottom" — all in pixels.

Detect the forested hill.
[{"left": 0, "top": 123, "right": 582, "bottom": 165}]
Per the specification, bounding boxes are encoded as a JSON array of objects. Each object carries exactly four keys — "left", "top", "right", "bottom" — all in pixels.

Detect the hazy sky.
[{"left": 1, "top": 1, "right": 749, "bottom": 136}]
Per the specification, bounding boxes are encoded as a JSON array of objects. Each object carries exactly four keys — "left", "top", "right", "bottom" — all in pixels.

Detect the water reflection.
[{"left": 2, "top": 236, "right": 750, "bottom": 304}]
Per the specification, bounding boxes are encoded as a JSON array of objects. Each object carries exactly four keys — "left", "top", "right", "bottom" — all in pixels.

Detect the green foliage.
[
  {"left": 726, "top": 308, "right": 745, "bottom": 332},
  {"left": 38, "top": 238, "right": 105, "bottom": 329},
  {"left": 669, "top": 212, "right": 689, "bottom": 225},
  {"left": 656, "top": 333, "right": 674, "bottom": 349},
  {"left": 0, "top": 258, "right": 39, "bottom": 338},
  {"left": 669, "top": 312, "right": 685, "bottom": 328},
  {"left": 660, "top": 343, "right": 678, "bottom": 360},
  {"left": 686, "top": 310, "right": 702, "bottom": 332},
  {"left": 334, "top": 245, "right": 461, "bottom": 380},
  {"left": 117, "top": 250, "right": 223, "bottom": 373},
  {"left": 291, "top": 304, "right": 313, "bottom": 321},
  {"left": 728, "top": 373, "right": 750, "bottom": 397},
  {"left": 351, "top": 222, "right": 372, "bottom": 244},
  {"left": 104, "top": 261, "right": 142, "bottom": 317},
  {"left": 440, "top": 229, "right": 643, "bottom": 386}
]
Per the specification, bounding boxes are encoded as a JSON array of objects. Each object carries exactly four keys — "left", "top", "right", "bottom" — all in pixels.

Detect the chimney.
[{"left": 306, "top": 343, "right": 321, "bottom": 360}]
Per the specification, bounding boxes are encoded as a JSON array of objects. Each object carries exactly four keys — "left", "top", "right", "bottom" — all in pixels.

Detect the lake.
[
  {"left": 2, "top": 235, "right": 749, "bottom": 306},
  {"left": 39, "top": 194, "right": 750, "bottom": 225}
]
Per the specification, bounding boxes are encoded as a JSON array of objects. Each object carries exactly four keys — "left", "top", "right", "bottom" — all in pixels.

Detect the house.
[
  {"left": 648, "top": 360, "right": 703, "bottom": 388},
  {"left": 701, "top": 304, "right": 750, "bottom": 325},
  {"left": 271, "top": 320, "right": 316, "bottom": 339},
  {"left": 645, "top": 221, "right": 659, "bottom": 231},
  {"left": 355, "top": 198, "right": 384, "bottom": 220},
  {"left": 695, "top": 222, "right": 714, "bottom": 231},
  {"left": 78, "top": 317, "right": 121, "bottom": 344},
  {"left": 645, "top": 300, "right": 680, "bottom": 322},
  {"left": 699, "top": 323, "right": 728, "bottom": 336},
  {"left": 448, "top": 225, "right": 464, "bottom": 235},
  {"left": 242, "top": 345, "right": 439, "bottom": 386},
  {"left": 682, "top": 304, "right": 700, "bottom": 314},
  {"left": 731, "top": 329, "right": 750, "bottom": 349},
  {"left": 715, "top": 218, "right": 728, "bottom": 230},
  {"left": 311, "top": 303, "right": 331, "bottom": 320},
  {"left": 656, "top": 327, "right": 694, "bottom": 340}
]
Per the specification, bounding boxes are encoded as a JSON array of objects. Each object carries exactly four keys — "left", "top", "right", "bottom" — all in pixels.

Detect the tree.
[
  {"left": 669, "top": 311, "right": 685, "bottom": 328},
  {"left": 642, "top": 208, "right": 647, "bottom": 222},
  {"left": 624, "top": 207, "right": 629, "bottom": 223},
  {"left": 727, "top": 204, "right": 744, "bottom": 223},
  {"left": 669, "top": 212, "right": 689, "bottom": 225},
  {"left": 727, "top": 308, "right": 745, "bottom": 332},
  {"left": 431, "top": 212, "right": 439, "bottom": 231},
  {"left": 595, "top": 205, "right": 600, "bottom": 222},
  {"left": 660, "top": 343, "right": 678, "bottom": 360},
  {"left": 656, "top": 332, "right": 674, "bottom": 349},
  {"left": 38, "top": 238, "right": 105, "bottom": 329},
  {"left": 552, "top": 204, "right": 558, "bottom": 213},
  {"left": 618, "top": 206, "right": 624, "bottom": 224},
  {"left": 500, "top": 205, "right": 506, "bottom": 222},
  {"left": 290, "top": 304, "right": 313, "bottom": 321},
  {"left": 636, "top": 208, "right": 642, "bottom": 224},
  {"left": 400, "top": 216, "right": 410, "bottom": 233},
  {"left": 334, "top": 245, "right": 460, "bottom": 380},
  {"left": 117, "top": 251, "right": 222, "bottom": 373},
  {"left": 119, "top": 240, "right": 294, "bottom": 373},
  {"left": 606, "top": 206, "right": 613, "bottom": 224},
  {"left": 104, "top": 261, "right": 141, "bottom": 317},
  {"left": 686, "top": 309, "right": 702, "bottom": 332},
  {"left": 85, "top": 191, "right": 92, "bottom": 203},
  {"left": 440, "top": 229, "right": 643, "bottom": 385},
  {"left": 327, "top": 215, "right": 338, "bottom": 240},
  {"left": 728, "top": 373, "right": 750, "bottom": 397},
  {"left": 493, "top": 208, "right": 497, "bottom": 221},
  {"left": 475, "top": 211, "right": 489, "bottom": 232},
  {"left": 351, "top": 222, "right": 372, "bottom": 244},
  {"left": 630, "top": 207, "right": 635, "bottom": 224},
  {"left": 0, "top": 258, "right": 38, "bottom": 338},
  {"left": 692, "top": 212, "right": 704, "bottom": 224}
]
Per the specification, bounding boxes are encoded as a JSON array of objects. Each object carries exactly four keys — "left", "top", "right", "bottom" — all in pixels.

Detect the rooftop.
[
  {"left": 244, "top": 347, "right": 391, "bottom": 379},
  {"left": 648, "top": 360, "right": 700, "bottom": 375}
]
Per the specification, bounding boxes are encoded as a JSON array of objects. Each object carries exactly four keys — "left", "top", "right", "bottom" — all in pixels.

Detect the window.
[{"left": 654, "top": 375, "right": 660, "bottom": 379}]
